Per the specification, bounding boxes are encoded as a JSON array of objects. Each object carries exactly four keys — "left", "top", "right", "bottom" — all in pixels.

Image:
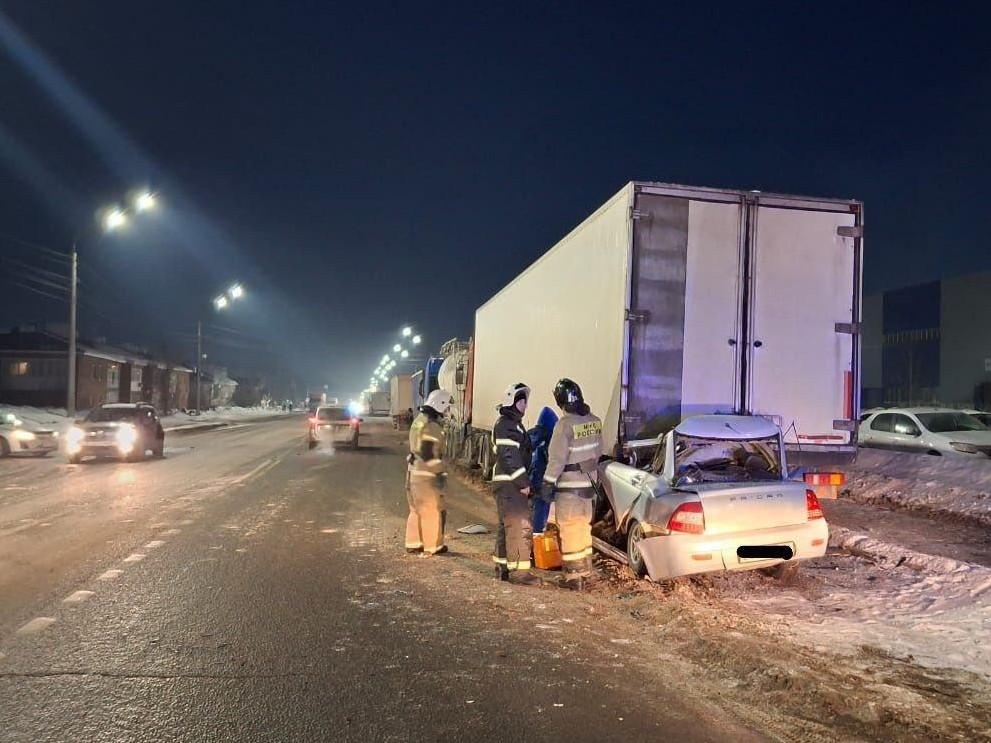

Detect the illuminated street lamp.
[
  {"left": 102, "top": 208, "right": 128, "bottom": 231},
  {"left": 401, "top": 349, "right": 409, "bottom": 358},
  {"left": 68, "top": 188, "right": 161, "bottom": 415},
  {"left": 381, "top": 355, "right": 390, "bottom": 364},
  {"left": 133, "top": 191, "right": 156, "bottom": 212},
  {"left": 393, "top": 344, "right": 401, "bottom": 353},
  {"left": 402, "top": 326, "right": 412, "bottom": 337},
  {"left": 412, "top": 335, "right": 421, "bottom": 345},
  {"left": 214, "top": 295, "right": 229, "bottom": 310},
  {"left": 229, "top": 283, "right": 244, "bottom": 299}
]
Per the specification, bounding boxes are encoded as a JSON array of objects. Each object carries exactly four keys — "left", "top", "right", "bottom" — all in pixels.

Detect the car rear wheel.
[
  {"left": 153, "top": 441, "right": 165, "bottom": 458},
  {"left": 626, "top": 520, "right": 647, "bottom": 578},
  {"left": 126, "top": 448, "right": 146, "bottom": 463}
]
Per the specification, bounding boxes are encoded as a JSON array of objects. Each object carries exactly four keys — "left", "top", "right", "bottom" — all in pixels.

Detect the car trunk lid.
[{"left": 673, "top": 481, "right": 809, "bottom": 535}]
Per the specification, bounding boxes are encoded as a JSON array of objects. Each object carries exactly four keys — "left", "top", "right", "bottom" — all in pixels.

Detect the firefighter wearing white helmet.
[
  {"left": 491, "top": 382, "right": 541, "bottom": 586},
  {"left": 405, "top": 388, "right": 453, "bottom": 555}
]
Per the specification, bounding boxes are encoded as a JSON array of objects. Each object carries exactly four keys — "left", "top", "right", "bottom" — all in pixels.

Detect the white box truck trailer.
[
  {"left": 389, "top": 374, "right": 414, "bottom": 418},
  {"left": 467, "top": 181, "right": 863, "bottom": 477}
]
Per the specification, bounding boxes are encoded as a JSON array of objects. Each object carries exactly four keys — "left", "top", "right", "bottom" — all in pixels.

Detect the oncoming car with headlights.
[
  {"left": 65, "top": 403, "right": 165, "bottom": 464},
  {"left": 596, "top": 415, "right": 828, "bottom": 581}
]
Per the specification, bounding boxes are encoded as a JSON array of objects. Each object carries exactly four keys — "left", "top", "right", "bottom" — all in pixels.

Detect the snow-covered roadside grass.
[{"left": 845, "top": 448, "right": 991, "bottom": 528}]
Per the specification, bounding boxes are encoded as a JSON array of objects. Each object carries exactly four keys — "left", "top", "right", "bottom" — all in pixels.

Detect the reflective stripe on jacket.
[
  {"left": 543, "top": 409, "right": 603, "bottom": 490},
  {"left": 408, "top": 412, "right": 446, "bottom": 478},
  {"left": 491, "top": 408, "right": 532, "bottom": 491}
]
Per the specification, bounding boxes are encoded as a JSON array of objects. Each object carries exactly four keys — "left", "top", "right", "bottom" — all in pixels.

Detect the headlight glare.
[{"left": 11, "top": 429, "right": 36, "bottom": 441}]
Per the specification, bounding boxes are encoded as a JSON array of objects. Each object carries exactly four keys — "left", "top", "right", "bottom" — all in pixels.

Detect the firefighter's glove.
[{"left": 436, "top": 473, "right": 448, "bottom": 490}]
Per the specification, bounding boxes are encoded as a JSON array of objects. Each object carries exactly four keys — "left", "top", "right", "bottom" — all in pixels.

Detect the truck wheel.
[{"left": 626, "top": 521, "right": 647, "bottom": 578}]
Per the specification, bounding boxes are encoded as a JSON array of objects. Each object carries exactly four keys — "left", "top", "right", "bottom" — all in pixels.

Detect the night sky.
[{"left": 1, "top": 2, "right": 988, "bottom": 397}]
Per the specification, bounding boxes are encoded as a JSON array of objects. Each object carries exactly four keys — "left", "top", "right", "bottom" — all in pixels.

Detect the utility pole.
[
  {"left": 67, "top": 245, "right": 78, "bottom": 417},
  {"left": 196, "top": 320, "right": 202, "bottom": 412}
]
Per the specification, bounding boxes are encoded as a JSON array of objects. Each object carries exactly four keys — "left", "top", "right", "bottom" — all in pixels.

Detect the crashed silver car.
[{"left": 596, "top": 415, "right": 828, "bottom": 581}]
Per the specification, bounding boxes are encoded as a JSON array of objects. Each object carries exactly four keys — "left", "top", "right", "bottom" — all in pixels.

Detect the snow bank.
[
  {"left": 733, "top": 548, "right": 991, "bottom": 677},
  {"left": 160, "top": 406, "right": 288, "bottom": 429},
  {"left": 830, "top": 525, "right": 991, "bottom": 579},
  {"left": 1, "top": 404, "right": 288, "bottom": 432},
  {"left": 845, "top": 448, "right": 991, "bottom": 527}
]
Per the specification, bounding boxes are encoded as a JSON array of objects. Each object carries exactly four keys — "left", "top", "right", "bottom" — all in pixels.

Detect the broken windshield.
[{"left": 673, "top": 434, "right": 782, "bottom": 486}]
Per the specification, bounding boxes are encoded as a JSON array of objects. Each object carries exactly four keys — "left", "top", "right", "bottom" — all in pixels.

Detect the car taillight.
[
  {"left": 806, "top": 489, "right": 824, "bottom": 520},
  {"left": 667, "top": 501, "right": 704, "bottom": 534},
  {"left": 350, "top": 418, "right": 359, "bottom": 426},
  {"left": 804, "top": 472, "right": 844, "bottom": 487}
]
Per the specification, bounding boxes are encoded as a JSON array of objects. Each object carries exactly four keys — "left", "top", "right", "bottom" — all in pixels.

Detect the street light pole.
[
  {"left": 67, "top": 244, "right": 78, "bottom": 417},
  {"left": 196, "top": 320, "right": 202, "bottom": 412}
]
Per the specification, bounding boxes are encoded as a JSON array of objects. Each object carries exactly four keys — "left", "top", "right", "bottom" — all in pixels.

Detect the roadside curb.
[{"left": 830, "top": 525, "right": 991, "bottom": 583}]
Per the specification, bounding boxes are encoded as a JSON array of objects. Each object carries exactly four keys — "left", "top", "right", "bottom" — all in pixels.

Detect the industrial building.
[{"left": 862, "top": 272, "right": 991, "bottom": 410}]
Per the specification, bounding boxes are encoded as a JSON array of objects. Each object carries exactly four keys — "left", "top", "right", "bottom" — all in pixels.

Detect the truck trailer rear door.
[
  {"left": 745, "top": 203, "right": 859, "bottom": 455},
  {"left": 626, "top": 189, "right": 744, "bottom": 441}
]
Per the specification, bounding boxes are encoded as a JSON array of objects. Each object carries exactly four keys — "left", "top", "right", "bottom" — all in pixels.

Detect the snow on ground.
[
  {"left": 722, "top": 534, "right": 991, "bottom": 678},
  {"left": 0, "top": 404, "right": 289, "bottom": 432},
  {"left": 845, "top": 447, "right": 991, "bottom": 527},
  {"left": 160, "top": 406, "right": 290, "bottom": 429}
]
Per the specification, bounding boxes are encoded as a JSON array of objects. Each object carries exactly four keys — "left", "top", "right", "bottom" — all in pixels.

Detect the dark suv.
[{"left": 66, "top": 403, "right": 166, "bottom": 463}]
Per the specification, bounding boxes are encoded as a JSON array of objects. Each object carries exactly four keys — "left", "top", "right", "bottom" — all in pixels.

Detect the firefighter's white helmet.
[
  {"left": 496, "top": 382, "right": 530, "bottom": 411},
  {"left": 424, "top": 389, "right": 453, "bottom": 416}
]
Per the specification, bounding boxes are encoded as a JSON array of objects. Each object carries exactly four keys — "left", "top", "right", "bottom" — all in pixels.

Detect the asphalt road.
[{"left": 0, "top": 417, "right": 768, "bottom": 742}]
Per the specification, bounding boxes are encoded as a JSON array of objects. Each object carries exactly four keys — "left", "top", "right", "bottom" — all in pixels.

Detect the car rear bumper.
[
  {"left": 638, "top": 519, "right": 829, "bottom": 581},
  {"left": 309, "top": 424, "right": 358, "bottom": 441}
]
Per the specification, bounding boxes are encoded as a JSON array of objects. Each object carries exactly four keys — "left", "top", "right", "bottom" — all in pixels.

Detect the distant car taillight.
[
  {"left": 667, "top": 501, "right": 704, "bottom": 534},
  {"left": 806, "top": 489, "right": 824, "bottom": 520}
]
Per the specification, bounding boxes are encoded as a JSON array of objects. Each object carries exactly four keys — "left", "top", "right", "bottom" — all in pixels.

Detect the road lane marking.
[
  {"left": 232, "top": 458, "right": 275, "bottom": 486},
  {"left": 321, "top": 528, "right": 340, "bottom": 534},
  {"left": 63, "top": 590, "right": 95, "bottom": 604},
  {"left": 123, "top": 553, "right": 146, "bottom": 563},
  {"left": 98, "top": 569, "right": 124, "bottom": 581},
  {"left": 17, "top": 617, "right": 55, "bottom": 635},
  {"left": 161, "top": 528, "right": 182, "bottom": 536},
  {"left": 144, "top": 540, "right": 166, "bottom": 549}
]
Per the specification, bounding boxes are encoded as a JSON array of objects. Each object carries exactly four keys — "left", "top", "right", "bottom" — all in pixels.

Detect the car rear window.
[{"left": 317, "top": 407, "right": 350, "bottom": 421}]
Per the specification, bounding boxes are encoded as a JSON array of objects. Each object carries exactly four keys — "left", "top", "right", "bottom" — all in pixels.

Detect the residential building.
[{"left": 0, "top": 326, "right": 193, "bottom": 413}]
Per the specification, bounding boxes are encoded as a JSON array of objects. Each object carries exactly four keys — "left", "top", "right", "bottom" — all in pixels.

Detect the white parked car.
[
  {"left": 965, "top": 410, "right": 991, "bottom": 428},
  {"left": 596, "top": 415, "right": 828, "bottom": 581},
  {"left": 858, "top": 408, "right": 991, "bottom": 457},
  {"left": 0, "top": 410, "right": 60, "bottom": 458}
]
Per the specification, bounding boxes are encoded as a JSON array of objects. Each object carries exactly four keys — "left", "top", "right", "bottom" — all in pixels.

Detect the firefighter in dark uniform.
[
  {"left": 540, "top": 378, "right": 603, "bottom": 590},
  {"left": 491, "top": 382, "right": 541, "bottom": 586}
]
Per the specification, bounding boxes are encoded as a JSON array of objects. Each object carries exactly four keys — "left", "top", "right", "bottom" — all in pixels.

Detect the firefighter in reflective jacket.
[
  {"left": 540, "top": 378, "right": 603, "bottom": 589},
  {"left": 405, "top": 389, "right": 453, "bottom": 555},
  {"left": 491, "top": 383, "right": 541, "bottom": 586}
]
